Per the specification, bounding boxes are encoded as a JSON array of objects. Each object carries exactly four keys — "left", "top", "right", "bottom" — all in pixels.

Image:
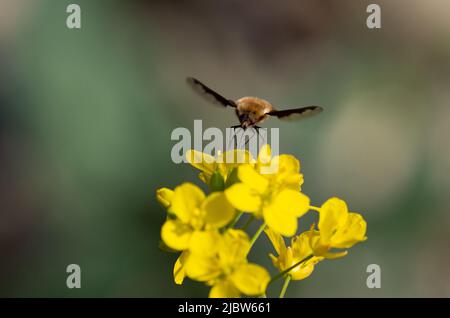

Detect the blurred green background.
[{"left": 1, "top": 0, "right": 450, "bottom": 297}]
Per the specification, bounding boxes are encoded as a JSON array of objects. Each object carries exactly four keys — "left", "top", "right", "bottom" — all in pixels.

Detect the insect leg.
[
  {"left": 253, "top": 125, "right": 267, "bottom": 146},
  {"left": 244, "top": 127, "right": 257, "bottom": 146},
  {"left": 236, "top": 126, "right": 247, "bottom": 149},
  {"left": 228, "top": 125, "right": 241, "bottom": 150}
]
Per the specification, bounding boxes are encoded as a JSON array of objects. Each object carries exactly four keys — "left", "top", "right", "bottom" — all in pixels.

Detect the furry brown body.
[{"left": 235, "top": 97, "right": 274, "bottom": 128}]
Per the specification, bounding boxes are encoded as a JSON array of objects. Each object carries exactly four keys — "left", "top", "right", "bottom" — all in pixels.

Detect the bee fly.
[{"left": 186, "top": 77, "right": 323, "bottom": 131}]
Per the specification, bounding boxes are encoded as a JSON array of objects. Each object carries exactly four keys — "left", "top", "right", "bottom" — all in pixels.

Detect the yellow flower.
[
  {"left": 156, "top": 187, "right": 174, "bottom": 208},
  {"left": 184, "top": 229, "right": 270, "bottom": 298},
  {"left": 310, "top": 197, "right": 367, "bottom": 258},
  {"left": 186, "top": 149, "right": 254, "bottom": 187},
  {"left": 255, "top": 144, "right": 304, "bottom": 190},
  {"left": 160, "top": 183, "right": 236, "bottom": 252},
  {"left": 225, "top": 145, "right": 309, "bottom": 236},
  {"left": 265, "top": 228, "right": 323, "bottom": 280}
]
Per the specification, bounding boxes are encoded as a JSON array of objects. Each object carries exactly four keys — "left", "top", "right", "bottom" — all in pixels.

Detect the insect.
[{"left": 186, "top": 77, "right": 323, "bottom": 130}]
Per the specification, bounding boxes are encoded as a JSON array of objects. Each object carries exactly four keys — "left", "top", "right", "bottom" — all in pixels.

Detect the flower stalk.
[
  {"left": 226, "top": 211, "right": 244, "bottom": 230},
  {"left": 249, "top": 223, "right": 266, "bottom": 249},
  {"left": 268, "top": 254, "right": 314, "bottom": 285},
  {"left": 279, "top": 275, "right": 292, "bottom": 298},
  {"left": 241, "top": 214, "right": 255, "bottom": 231}
]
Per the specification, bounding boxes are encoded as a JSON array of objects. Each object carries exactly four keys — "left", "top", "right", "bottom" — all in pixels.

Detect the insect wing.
[
  {"left": 186, "top": 77, "right": 237, "bottom": 108},
  {"left": 268, "top": 106, "right": 323, "bottom": 120}
]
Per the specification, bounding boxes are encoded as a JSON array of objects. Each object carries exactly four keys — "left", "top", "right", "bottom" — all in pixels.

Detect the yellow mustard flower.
[
  {"left": 310, "top": 197, "right": 367, "bottom": 258},
  {"left": 184, "top": 229, "right": 270, "bottom": 298},
  {"left": 158, "top": 143, "right": 368, "bottom": 297},
  {"left": 160, "top": 183, "right": 236, "bottom": 253},
  {"left": 265, "top": 228, "right": 323, "bottom": 280},
  {"left": 225, "top": 145, "right": 310, "bottom": 237},
  {"left": 186, "top": 149, "right": 254, "bottom": 187}
]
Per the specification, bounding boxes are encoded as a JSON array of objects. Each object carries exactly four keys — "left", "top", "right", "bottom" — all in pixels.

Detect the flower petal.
[
  {"left": 202, "top": 192, "right": 236, "bottom": 229},
  {"left": 217, "top": 149, "right": 255, "bottom": 183},
  {"left": 238, "top": 165, "right": 269, "bottom": 194},
  {"left": 290, "top": 262, "right": 315, "bottom": 281},
  {"left": 184, "top": 254, "right": 221, "bottom": 282},
  {"left": 291, "top": 231, "right": 314, "bottom": 259},
  {"left": 289, "top": 232, "right": 322, "bottom": 280},
  {"left": 161, "top": 219, "right": 193, "bottom": 251},
  {"left": 264, "top": 227, "right": 286, "bottom": 256},
  {"left": 277, "top": 154, "right": 300, "bottom": 174},
  {"left": 231, "top": 263, "right": 270, "bottom": 296},
  {"left": 324, "top": 251, "right": 348, "bottom": 259},
  {"left": 282, "top": 173, "right": 304, "bottom": 190},
  {"left": 186, "top": 149, "right": 216, "bottom": 173},
  {"left": 263, "top": 190, "right": 310, "bottom": 237},
  {"left": 278, "top": 189, "right": 310, "bottom": 217},
  {"left": 263, "top": 205, "right": 298, "bottom": 237},
  {"left": 169, "top": 183, "right": 205, "bottom": 223},
  {"left": 173, "top": 251, "right": 189, "bottom": 285},
  {"left": 331, "top": 212, "right": 367, "bottom": 248},
  {"left": 219, "top": 229, "right": 251, "bottom": 265},
  {"left": 156, "top": 187, "right": 174, "bottom": 208},
  {"left": 257, "top": 144, "right": 272, "bottom": 165},
  {"left": 318, "top": 197, "right": 349, "bottom": 243},
  {"left": 189, "top": 230, "right": 221, "bottom": 256},
  {"left": 225, "top": 183, "right": 261, "bottom": 212},
  {"left": 220, "top": 149, "right": 254, "bottom": 166},
  {"left": 269, "top": 253, "right": 281, "bottom": 270},
  {"left": 209, "top": 280, "right": 241, "bottom": 298}
]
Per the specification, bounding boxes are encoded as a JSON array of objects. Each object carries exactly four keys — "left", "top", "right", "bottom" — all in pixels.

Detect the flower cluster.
[{"left": 157, "top": 145, "right": 367, "bottom": 298}]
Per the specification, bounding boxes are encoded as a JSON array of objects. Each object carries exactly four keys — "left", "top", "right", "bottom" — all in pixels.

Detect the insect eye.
[{"left": 239, "top": 114, "right": 249, "bottom": 121}]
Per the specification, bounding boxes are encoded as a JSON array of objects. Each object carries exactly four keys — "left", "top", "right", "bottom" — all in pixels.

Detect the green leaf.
[
  {"left": 225, "top": 167, "right": 240, "bottom": 189},
  {"left": 209, "top": 170, "right": 225, "bottom": 192}
]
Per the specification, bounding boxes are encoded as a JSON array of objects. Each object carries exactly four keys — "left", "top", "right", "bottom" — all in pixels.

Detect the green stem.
[
  {"left": 279, "top": 275, "right": 292, "bottom": 298},
  {"left": 227, "top": 211, "right": 243, "bottom": 229},
  {"left": 249, "top": 222, "right": 266, "bottom": 248},
  {"left": 268, "top": 254, "right": 314, "bottom": 285},
  {"left": 241, "top": 215, "right": 255, "bottom": 231}
]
